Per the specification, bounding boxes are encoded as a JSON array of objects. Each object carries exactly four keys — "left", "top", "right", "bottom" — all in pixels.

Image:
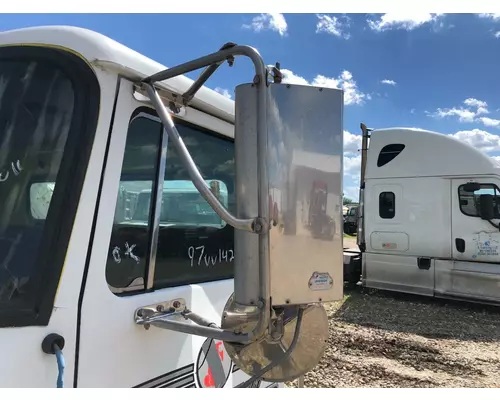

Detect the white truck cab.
[
  {"left": 0, "top": 25, "right": 344, "bottom": 387},
  {"left": 346, "top": 124, "right": 500, "bottom": 305}
]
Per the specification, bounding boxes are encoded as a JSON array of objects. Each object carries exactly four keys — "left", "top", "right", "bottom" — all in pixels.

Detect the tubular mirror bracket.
[
  {"left": 144, "top": 82, "right": 258, "bottom": 233},
  {"left": 134, "top": 300, "right": 256, "bottom": 343},
  {"left": 137, "top": 43, "right": 272, "bottom": 343},
  {"left": 180, "top": 42, "right": 237, "bottom": 106},
  {"left": 141, "top": 44, "right": 270, "bottom": 236}
]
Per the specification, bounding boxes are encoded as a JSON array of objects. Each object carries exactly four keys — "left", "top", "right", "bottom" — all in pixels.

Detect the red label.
[{"left": 204, "top": 367, "right": 215, "bottom": 388}]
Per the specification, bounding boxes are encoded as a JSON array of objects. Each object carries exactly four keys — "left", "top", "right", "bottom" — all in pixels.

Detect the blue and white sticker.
[{"left": 308, "top": 271, "right": 333, "bottom": 291}]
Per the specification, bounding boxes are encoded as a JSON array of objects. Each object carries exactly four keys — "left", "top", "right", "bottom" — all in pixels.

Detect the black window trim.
[
  {"left": 106, "top": 105, "right": 236, "bottom": 297},
  {"left": 379, "top": 191, "right": 395, "bottom": 219},
  {"left": 0, "top": 45, "right": 100, "bottom": 328},
  {"left": 457, "top": 182, "right": 500, "bottom": 218}
]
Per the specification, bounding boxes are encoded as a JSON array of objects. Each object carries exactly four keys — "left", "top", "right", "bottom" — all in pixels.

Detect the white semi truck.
[
  {"left": 0, "top": 25, "right": 344, "bottom": 387},
  {"left": 343, "top": 123, "right": 500, "bottom": 305}
]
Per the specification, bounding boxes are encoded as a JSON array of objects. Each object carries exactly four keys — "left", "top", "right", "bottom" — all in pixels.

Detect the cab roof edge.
[{"left": 0, "top": 25, "right": 236, "bottom": 124}]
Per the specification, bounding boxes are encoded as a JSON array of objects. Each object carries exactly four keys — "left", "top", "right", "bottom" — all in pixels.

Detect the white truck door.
[
  {"left": 75, "top": 78, "right": 264, "bottom": 388},
  {"left": 446, "top": 178, "right": 500, "bottom": 302}
]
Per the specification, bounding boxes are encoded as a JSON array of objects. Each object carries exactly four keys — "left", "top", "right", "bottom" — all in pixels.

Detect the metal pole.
[
  {"left": 143, "top": 45, "right": 262, "bottom": 84},
  {"left": 359, "top": 123, "right": 371, "bottom": 189}
]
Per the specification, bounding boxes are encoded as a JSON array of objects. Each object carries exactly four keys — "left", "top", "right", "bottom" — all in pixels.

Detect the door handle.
[{"left": 455, "top": 238, "right": 465, "bottom": 253}]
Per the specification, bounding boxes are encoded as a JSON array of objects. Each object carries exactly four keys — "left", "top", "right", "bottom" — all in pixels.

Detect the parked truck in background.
[
  {"left": 343, "top": 205, "right": 358, "bottom": 235},
  {"left": 343, "top": 123, "right": 500, "bottom": 305}
]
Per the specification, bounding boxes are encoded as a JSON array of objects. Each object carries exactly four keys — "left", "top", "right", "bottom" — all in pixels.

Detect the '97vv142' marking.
[{"left": 188, "top": 246, "right": 234, "bottom": 267}]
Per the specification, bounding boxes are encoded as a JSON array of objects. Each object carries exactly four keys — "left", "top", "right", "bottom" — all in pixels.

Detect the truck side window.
[
  {"left": 379, "top": 192, "right": 395, "bottom": 219},
  {"left": 458, "top": 183, "right": 500, "bottom": 218},
  {"left": 154, "top": 121, "right": 235, "bottom": 290},
  {"left": 106, "top": 108, "right": 235, "bottom": 294},
  {"left": 105, "top": 113, "right": 162, "bottom": 293}
]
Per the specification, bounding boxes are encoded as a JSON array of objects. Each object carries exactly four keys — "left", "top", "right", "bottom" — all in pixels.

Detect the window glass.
[
  {"left": 106, "top": 114, "right": 162, "bottom": 292},
  {"left": 377, "top": 144, "right": 405, "bottom": 167},
  {"left": 458, "top": 183, "right": 500, "bottom": 218},
  {"left": 106, "top": 110, "right": 235, "bottom": 294},
  {"left": 0, "top": 58, "right": 75, "bottom": 307},
  {"left": 155, "top": 121, "right": 235, "bottom": 289},
  {"left": 379, "top": 192, "right": 395, "bottom": 219}
]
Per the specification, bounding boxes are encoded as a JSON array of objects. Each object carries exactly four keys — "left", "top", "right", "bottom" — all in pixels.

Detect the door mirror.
[{"left": 479, "top": 194, "right": 495, "bottom": 220}]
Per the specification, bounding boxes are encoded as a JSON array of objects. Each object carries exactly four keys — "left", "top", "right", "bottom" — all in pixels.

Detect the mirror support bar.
[
  {"left": 141, "top": 43, "right": 270, "bottom": 236},
  {"left": 137, "top": 43, "right": 272, "bottom": 342},
  {"left": 134, "top": 300, "right": 257, "bottom": 343},
  {"left": 136, "top": 311, "right": 256, "bottom": 343},
  {"left": 180, "top": 42, "right": 237, "bottom": 105},
  {"left": 144, "top": 83, "right": 257, "bottom": 233}
]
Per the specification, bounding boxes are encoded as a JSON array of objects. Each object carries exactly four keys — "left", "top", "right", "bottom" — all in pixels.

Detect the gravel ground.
[{"left": 286, "top": 235, "right": 500, "bottom": 388}]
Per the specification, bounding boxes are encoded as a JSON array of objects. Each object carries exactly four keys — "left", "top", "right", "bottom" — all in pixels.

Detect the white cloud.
[
  {"left": 431, "top": 107, "right": 477, "bottom": 122},
  {"left": 344, "top": 130, "right": 362, "bottom": 155},
  {"left": 464, "top": 97, "right": 488, "bottom": 114},
  {"left": 316, "top": 14, "right": 350, "bottom": 39},
  {"left": 243, "top": 13, "right": 287, "bottom": 37},
  {"left": 343, "top": 130, "right": 362, "bottom": 195},
  {"left": 381, "top": 79, "right": 397, "bottom": 86},
  {"left": 449, "top": 128, "right": 500, "bottom": 153},
  {"left": 343, "top": 186, "right": 360, "bottom": 201},
  {"left": 367, "top": 13, "right": 444, "bottom": 31},
  {"left": 344, "top": 154, "right": 361, "bottom": 176},
  {"left": 214, "top": 87, "right": 232, "bottom": 99},
  {"left": 280, "top": 69, "right": 309, "bottom": 86},
  {"left": 478, "top": 13, "right": 500, "bottom": 20},
  {"left": 343, "top": 153, "right": 361, "bottom": 201},
  {"left": 479, "top": 117, "right": 500, "bottom": 128},
  {"left": 427, "top": 98, "right": 490, "bottom": 124},
  {"left": 495, "top": 31, "right": 500, "bottom": 38},
  {"left": 281, "top": 69, "right": 368, "bottom": 106},
  {"left": 410, "top": 108, "right": 416, "bottom": 114}
]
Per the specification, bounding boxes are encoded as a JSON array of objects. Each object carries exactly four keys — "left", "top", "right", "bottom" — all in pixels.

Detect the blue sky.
[{"left": 2, "top": 13, "right": 500, "bottom": 200}]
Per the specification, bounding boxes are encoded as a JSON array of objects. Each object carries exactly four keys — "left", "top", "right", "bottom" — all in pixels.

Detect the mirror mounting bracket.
[{"left": 134, "top": 298, "right": 258, "bottom": 344}]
